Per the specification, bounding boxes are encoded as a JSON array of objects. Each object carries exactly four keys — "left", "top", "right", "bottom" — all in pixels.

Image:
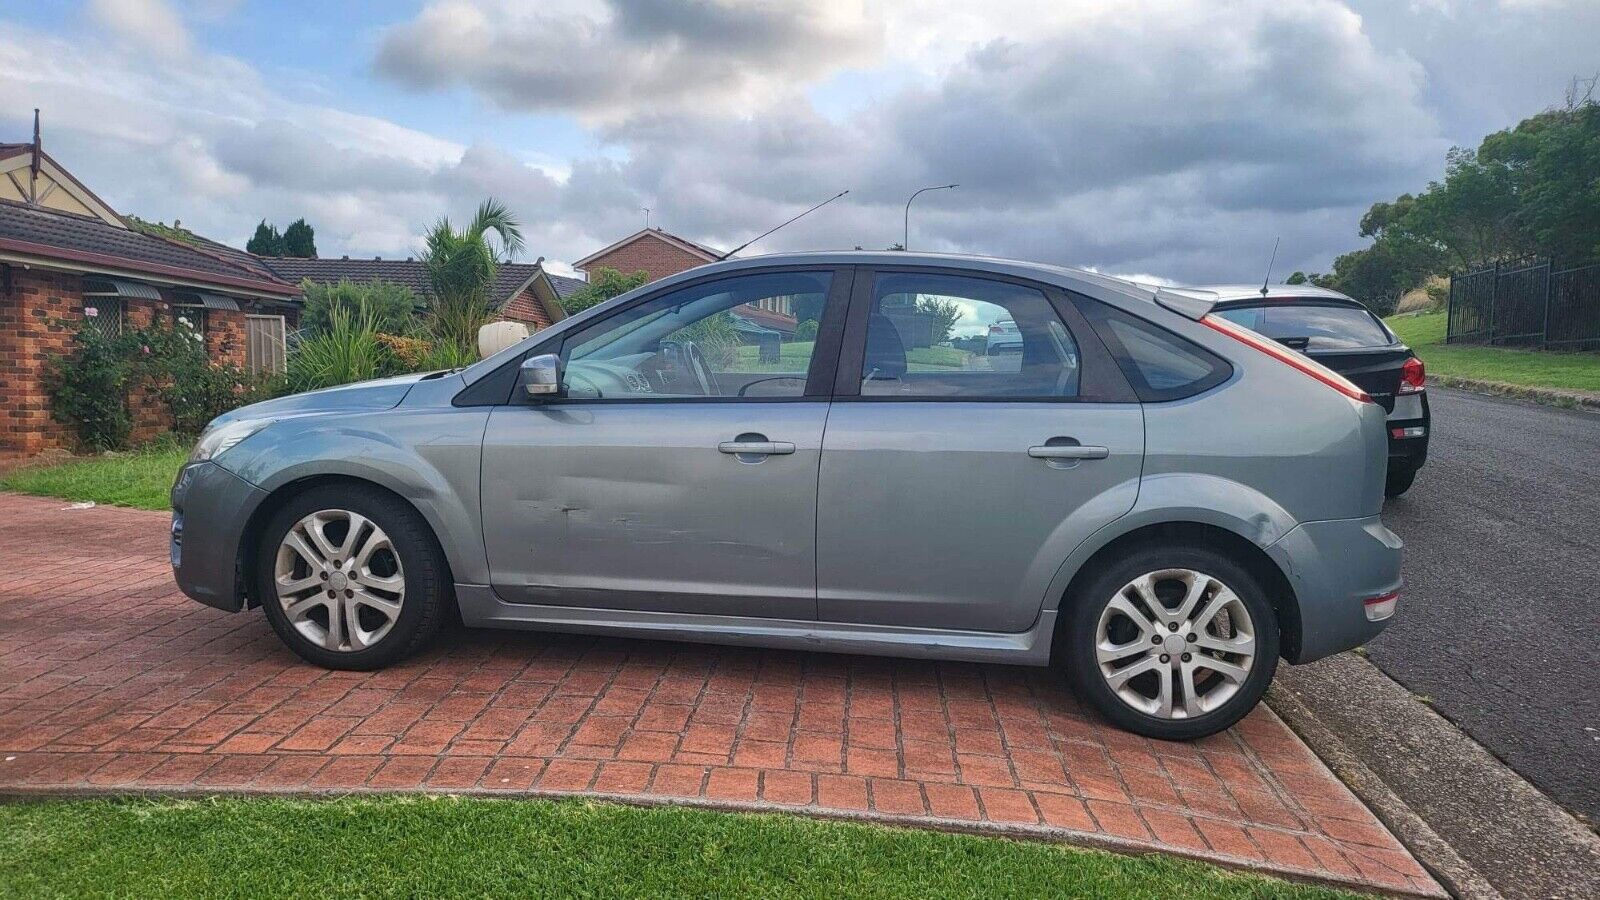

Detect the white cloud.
[
  {"left": 88, "top": 0, "right": 192, "bottom": 56},
  {"left": 375, "top": 0, "right": 883, "bottom": 121}
]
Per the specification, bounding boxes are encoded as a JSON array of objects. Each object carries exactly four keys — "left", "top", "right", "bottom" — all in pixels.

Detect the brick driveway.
[{"left": 0, "top": 493, "right": 1440, "bottom": 896}]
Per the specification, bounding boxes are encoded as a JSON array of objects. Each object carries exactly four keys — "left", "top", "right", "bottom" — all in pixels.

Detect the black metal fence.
[{"left": 1447, "top": 257, "right": 1600, "bottom": 350}]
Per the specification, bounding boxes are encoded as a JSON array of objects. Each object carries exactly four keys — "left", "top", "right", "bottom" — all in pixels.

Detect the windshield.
[{"left": 1213, "top": 302, "right": 1393, "bottom": 350}]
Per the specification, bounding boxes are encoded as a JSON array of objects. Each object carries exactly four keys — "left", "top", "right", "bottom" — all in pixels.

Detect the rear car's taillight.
[
  {"left": 1200, "top": 314, "right": 1374, "bottom": 403},
  {"left": 1399, "top": 356, "right": 1425, "bottom": 394},
  {"left": 1364, "top": 590, "right": 1399, "bottom": 621}
]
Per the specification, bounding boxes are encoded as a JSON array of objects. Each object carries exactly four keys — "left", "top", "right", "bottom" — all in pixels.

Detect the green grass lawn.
[
  {"left": 1387, "top": 310, "right": 1600, "bottom": 393},
  {"left": 0, "top": 796, "right": 1356, "bottom": 900},
  {"left": 0, "top": 441, "right": 186, "bottom": 511}
]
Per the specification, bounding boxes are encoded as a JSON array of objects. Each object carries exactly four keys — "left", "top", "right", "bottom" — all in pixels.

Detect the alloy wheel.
[
  {"left": 273, "top": 509, "right": 405, "bottom": 652},
  {"left": 1093, "top": 568, "right": 1256, "bottom": 719}
]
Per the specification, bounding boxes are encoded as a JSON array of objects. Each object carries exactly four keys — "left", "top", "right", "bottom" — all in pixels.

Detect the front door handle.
[
  {"left": 718, "top": 440, "right": 796, "bottom": 456},
  {"left": 1027, "top": 444, "right": 1109, "bottom": 460}
]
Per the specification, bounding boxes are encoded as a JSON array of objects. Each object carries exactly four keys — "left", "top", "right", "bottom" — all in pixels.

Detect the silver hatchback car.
[{"left": 171, "top": 252, "right": 1402, "bottom": 739}]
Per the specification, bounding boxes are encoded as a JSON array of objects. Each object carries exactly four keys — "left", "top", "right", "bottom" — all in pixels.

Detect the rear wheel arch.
[
  {"left": 1049, "top": 521, "right": 1302, "bottom": 664},
  {"left": 239, "top": 475, "right": 457, "bottom": 613}
]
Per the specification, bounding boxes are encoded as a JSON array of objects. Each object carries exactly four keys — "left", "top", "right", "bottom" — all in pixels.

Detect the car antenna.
[
  {"left": 1260, "top": 236, "right": 1280, "bottom": 297},
  {"left": 717, "top": 189, "right": 849, "bottom": 260}
]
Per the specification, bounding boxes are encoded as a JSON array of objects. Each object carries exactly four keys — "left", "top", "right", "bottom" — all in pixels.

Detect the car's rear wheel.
[
  {"left": 256, "top": 485, "right": 448, "bottom": 670},
  {"left": 1063, "top": 544, "right": 1278, "bottom": 740},
  {"left": 1385, "top": 461, "right": 1417, "bottom": 498}
]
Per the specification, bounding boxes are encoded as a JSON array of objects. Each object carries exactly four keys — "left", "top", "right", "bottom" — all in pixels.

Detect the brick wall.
[
  {"left": 0, "top": 269, "right": 80, "bottom": 456},
  {"left": 583, "top": 233, "right": 713, "bottom": 283},
  {"left": 0, "top": 269, "right": 258, "bottom": 456},
  {"left": 501, "top": 286, "right": 552, "bottom": 330}
]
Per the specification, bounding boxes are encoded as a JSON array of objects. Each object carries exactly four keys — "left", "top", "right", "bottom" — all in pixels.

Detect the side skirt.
[{"left": 454, "top": 585, "right": 1056, "bottom": 666}]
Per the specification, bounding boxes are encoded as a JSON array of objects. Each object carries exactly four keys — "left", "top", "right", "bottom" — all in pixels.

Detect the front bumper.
[
  {"left": 170, "top": 461, "right": 269, "bottom": 612},
  {"left": 1266, "top": 514, "right": 1403, "bottom": 663}
]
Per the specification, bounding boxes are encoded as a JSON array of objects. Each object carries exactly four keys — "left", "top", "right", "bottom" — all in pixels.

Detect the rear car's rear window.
[{"left": 1213, "top": 302, "right": 1393, "bottom": 350}]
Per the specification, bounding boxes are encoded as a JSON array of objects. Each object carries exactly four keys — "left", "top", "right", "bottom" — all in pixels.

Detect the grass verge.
[
  {"left": 1387, "top": 311, "right": 1600, "bottom": 394},
  {"left": 0, "top": 795, "right": 1358, "bottom": 899},
  {"left": 0, "top": 441, "right": 186, "bottom": 510}
]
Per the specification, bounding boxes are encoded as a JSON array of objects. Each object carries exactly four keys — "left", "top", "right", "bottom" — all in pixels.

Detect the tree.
[
  {"left": 420, "top": 198, "right": 525, "bottom": 352},
  {"left": 562, "top": 266, "right": 649, "bottom": 314},
  {"left": 917, "top": 297, "right": 962, "bottom": 343},
  {"left": 246, "top": 220, "right": 285, "bottom": 256},
  {"left": 1285, "top": 272, "right": 1308, "bottom": 285},
  {"left": 282, "top": 218, "right": 317, "bottom": 258}
]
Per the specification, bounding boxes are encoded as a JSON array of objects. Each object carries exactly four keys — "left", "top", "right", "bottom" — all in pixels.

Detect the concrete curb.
[
  {"left": 1267, "top": 685, "right": 1501, "bottom": 900},
  {"left": 0, "top": 782, "right": 1441, "bottom": 899},
  {"left": 1269, "top": 653, "right": 1600, "bottom": 900},
  {"left": 1431, "top": 375, "right": 1600, "bottom": 410}
]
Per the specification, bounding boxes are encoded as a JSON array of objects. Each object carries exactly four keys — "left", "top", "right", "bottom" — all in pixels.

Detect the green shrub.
[
  {"left": 288, "top": 300, "right": 396, "bottom": 392},
  {"left": 140, "top": 317, "right": 282, "bottom": 434},
  {"left": 299, "top": 279, "right": 420, "bottom": 337},
  {"left": 45, "top": 320, "right": 140, "bottom": 451}
]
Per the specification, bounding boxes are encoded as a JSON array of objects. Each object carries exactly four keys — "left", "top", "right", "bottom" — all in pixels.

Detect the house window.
[
  {"left": 79, "top": 298, "right": 125, "bottom": 341},
  {"left": 172, "top": 307, "right": 209, "bottom": 355}
]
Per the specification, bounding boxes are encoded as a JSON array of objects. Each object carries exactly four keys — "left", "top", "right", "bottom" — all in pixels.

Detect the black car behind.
[{"left": 1206, "top": 287, "right": 1429, "bottom": 497}]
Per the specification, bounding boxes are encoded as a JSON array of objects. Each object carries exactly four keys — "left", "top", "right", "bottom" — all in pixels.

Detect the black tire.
[
  {"left": 1062, "top": 543, "right": 1279, "bottom": 740},
  {"left": 1385, "top": 462, "right": 1417, "bottom": 498},
  {"left": 256, "top": 485, "right": 449, "bottom": 670}
]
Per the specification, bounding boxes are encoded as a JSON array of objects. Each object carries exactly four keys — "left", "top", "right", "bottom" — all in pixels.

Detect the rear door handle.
[
  {"left": 718, "top": 440, "right": 795, "bottom": 456},
  {"left": 1027, "top": 444, "right": 1109, "bottom": 460}
]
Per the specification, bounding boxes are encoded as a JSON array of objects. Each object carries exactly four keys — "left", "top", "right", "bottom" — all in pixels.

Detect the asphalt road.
[{"left": 1370, "top": 387, "right": 1600, "bottom": 825}]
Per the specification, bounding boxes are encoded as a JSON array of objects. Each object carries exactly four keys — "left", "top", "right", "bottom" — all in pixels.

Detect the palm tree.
[{"left": 421, "top": 198, "right": 526, "bottom": 352}]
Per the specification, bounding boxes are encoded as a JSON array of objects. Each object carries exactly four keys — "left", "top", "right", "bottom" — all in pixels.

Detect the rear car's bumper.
[
  {"left": 1385, "top": 391, "right": 1430, "bottom": 470},
  {"left": 170, "top": 461, "right": 268, "bottom": 612},
  {"left": 1266, "top": 514, "right": 1403, "bottom": 663}
]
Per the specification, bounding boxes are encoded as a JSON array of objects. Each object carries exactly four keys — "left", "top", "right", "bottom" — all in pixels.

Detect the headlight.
[{"left": 189, "top": 419, "right": 272, "bottom": 463}]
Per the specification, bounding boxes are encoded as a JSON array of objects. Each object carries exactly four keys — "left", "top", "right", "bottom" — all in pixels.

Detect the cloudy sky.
[{"left": 1, "top": 0, "right": 1593, "bottom": 281}]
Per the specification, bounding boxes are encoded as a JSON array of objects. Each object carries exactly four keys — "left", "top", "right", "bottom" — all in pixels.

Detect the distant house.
[
  {"left": 0, "top": 128, "right": 301, "bottom": 457},
  {"left": 574, "top": 227, "right": 722, "bottom": 282},
  {"left": 261, "top": 256, "right": 580, "bottom": 332},
  {"left": 576, "top": 227, "right": 797, "bottom": 336}
]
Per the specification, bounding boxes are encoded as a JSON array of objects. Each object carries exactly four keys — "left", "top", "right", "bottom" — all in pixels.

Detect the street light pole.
[{"left": 903, "top": 184, "right": 958, "bottom": 251}]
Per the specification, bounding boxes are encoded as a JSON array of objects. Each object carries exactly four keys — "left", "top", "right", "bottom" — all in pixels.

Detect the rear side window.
[
  {"left": 1080, "top": 301, "right": 1231, "bottom": 402},
  {"left": 1213, "top": 303, "right": 1393, "bottom": 350}
]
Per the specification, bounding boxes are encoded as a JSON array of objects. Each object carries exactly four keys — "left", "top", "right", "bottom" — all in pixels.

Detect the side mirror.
[{"left": 518, "top": 353, "right": 562, "bottom": 398}]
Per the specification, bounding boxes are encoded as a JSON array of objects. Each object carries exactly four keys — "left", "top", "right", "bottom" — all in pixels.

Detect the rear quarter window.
[
  {"left": 1214, "top": 303, "right": 1393, "bottom": 350},
  {"left": 1079, "top": 300, "right": 1232, "bottom": 402}
]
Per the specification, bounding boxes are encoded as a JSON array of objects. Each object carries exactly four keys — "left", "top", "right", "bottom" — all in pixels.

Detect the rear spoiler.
[{"left": 1152, "top": 286, "right": 1220, "bottom": 321}]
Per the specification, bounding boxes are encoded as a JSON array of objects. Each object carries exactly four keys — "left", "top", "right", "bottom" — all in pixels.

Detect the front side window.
[
  {"left": 859, "top": 273, "right": 1080, "bottom": 398},
  {"left": 560, "top": 271, "right": 833, "bottom": 399}
]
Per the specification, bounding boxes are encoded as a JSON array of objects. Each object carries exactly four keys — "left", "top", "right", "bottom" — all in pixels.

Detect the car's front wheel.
[
  {"left": 256, "top": 485, "right": 449, "bottom": 670},
  {"left": 1063, "top": 545, "right": 1278, "bottom": 740}
]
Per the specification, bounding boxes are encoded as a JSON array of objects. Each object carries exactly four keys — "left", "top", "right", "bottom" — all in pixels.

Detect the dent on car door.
[
  {"left": 479, "top": 268, "right": 851, "bottom": 620},
  {"left": 816, "top": 271, "right": 1144, "bottom": 632}
]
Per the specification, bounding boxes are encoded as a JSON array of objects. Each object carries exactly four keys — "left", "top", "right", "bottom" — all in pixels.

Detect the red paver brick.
[
  {"left": 924, "top": 782, "right": 981, "bottom": 820},
  {"left": 816, "top": 773, "right": 869, "bottom": 811},
  {"left": 593, "top": 760, "right": 654, "bottom": 794},
  {"left": 705, "top": 767, "right": 760, "bottom": 802},
  {"left": 1088, "top": 799, "right": 1154, "bottom": 841},
  {"left": 978, "top": 787, "right": 1040, "bottom": 824},
  {"left": 869, "top": 778, "right": 926, "bottom": 815},
  {"left": 761, "top": 769, "right": 814, "bottom": 805},
  {"left": 0, "top": 494, "right": 1442, "bottom": 898}
]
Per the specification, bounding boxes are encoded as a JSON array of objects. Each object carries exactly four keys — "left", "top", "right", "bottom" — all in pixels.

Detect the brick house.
[
  {"left": 260, "top": 256, "right": 578, "bottom": 332},
  {"left": 573, "top": 227, "right": 722, "bottom": 282},
  {"left": 0, "top": 137, "right": 302, "bottom": 457}
]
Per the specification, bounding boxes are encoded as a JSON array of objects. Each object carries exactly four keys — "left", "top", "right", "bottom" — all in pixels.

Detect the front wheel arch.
[
  {"left": 239, "top": 475, "right": 456, "bottom": 614},
  {"left": 1050, "top": 521, "right": 1301, "bottom": 665}
]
